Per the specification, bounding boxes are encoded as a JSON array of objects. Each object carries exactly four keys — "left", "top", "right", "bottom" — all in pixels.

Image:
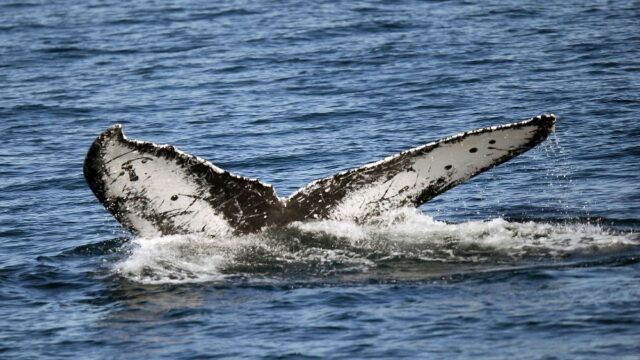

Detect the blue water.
[{"left": 1, "top": 0, "right": 640, "bottom": 358}]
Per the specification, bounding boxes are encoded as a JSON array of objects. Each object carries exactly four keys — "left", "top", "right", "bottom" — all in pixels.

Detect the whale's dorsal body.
[{"left": 84, "top": 114, "right": 556, "bottom": 237}]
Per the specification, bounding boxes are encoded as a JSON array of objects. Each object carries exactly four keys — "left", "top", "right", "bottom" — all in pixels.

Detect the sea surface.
[{"left": 1, "top": 0, "right": 639, "bottom": 358}]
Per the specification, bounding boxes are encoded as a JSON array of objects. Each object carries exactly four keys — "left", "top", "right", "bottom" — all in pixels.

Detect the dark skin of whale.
[{"left": 84, "top": 114, "right": 556, "bottom": 236}]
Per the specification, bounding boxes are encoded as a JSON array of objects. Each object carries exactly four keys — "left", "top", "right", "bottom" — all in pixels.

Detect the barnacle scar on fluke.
[{"left": 84, "top": 114, "right": 556, "bottom": 237}]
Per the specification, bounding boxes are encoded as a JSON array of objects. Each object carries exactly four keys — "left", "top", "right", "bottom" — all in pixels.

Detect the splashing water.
[{"left": 115, "top": 208, "right": 638, "bottom": 284}]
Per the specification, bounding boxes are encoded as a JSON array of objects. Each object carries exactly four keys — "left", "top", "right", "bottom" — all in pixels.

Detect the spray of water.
[{"left": 114, "top": 208, "right": 638, "bottom": 284}]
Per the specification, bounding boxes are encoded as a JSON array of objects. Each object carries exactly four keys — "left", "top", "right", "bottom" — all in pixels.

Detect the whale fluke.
[{"left": 84, "top": 114, "right": 556, "bottom": 236}]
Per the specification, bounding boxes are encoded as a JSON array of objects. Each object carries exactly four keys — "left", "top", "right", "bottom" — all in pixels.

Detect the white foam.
[
  {"left": 114, "top": 208, "right": 638, "bottom": 284},
  {"left": 115, "top": 233, "right": 260, "bottom": 284},
  {"left": 304, "top": 208, "right": 638, "bottom": 256}
]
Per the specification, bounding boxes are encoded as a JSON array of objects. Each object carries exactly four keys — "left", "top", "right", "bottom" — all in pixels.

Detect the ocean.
[{"left": 1, "top": 0, "right": 639, "bottom": 358}]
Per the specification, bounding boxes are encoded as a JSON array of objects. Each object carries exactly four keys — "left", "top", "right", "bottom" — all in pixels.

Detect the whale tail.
[{"left": 84, "top": 114, "right": 556, "bottom": 236}]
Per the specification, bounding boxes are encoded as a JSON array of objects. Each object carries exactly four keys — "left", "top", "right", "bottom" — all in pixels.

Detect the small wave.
[{"left": 114, "top": 208, "right": 638, "bottom": 284}]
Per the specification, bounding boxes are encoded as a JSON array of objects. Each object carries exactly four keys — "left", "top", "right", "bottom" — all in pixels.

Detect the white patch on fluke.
[{"left": 101, "top": 137, "right": 233, "bottom": 237}]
